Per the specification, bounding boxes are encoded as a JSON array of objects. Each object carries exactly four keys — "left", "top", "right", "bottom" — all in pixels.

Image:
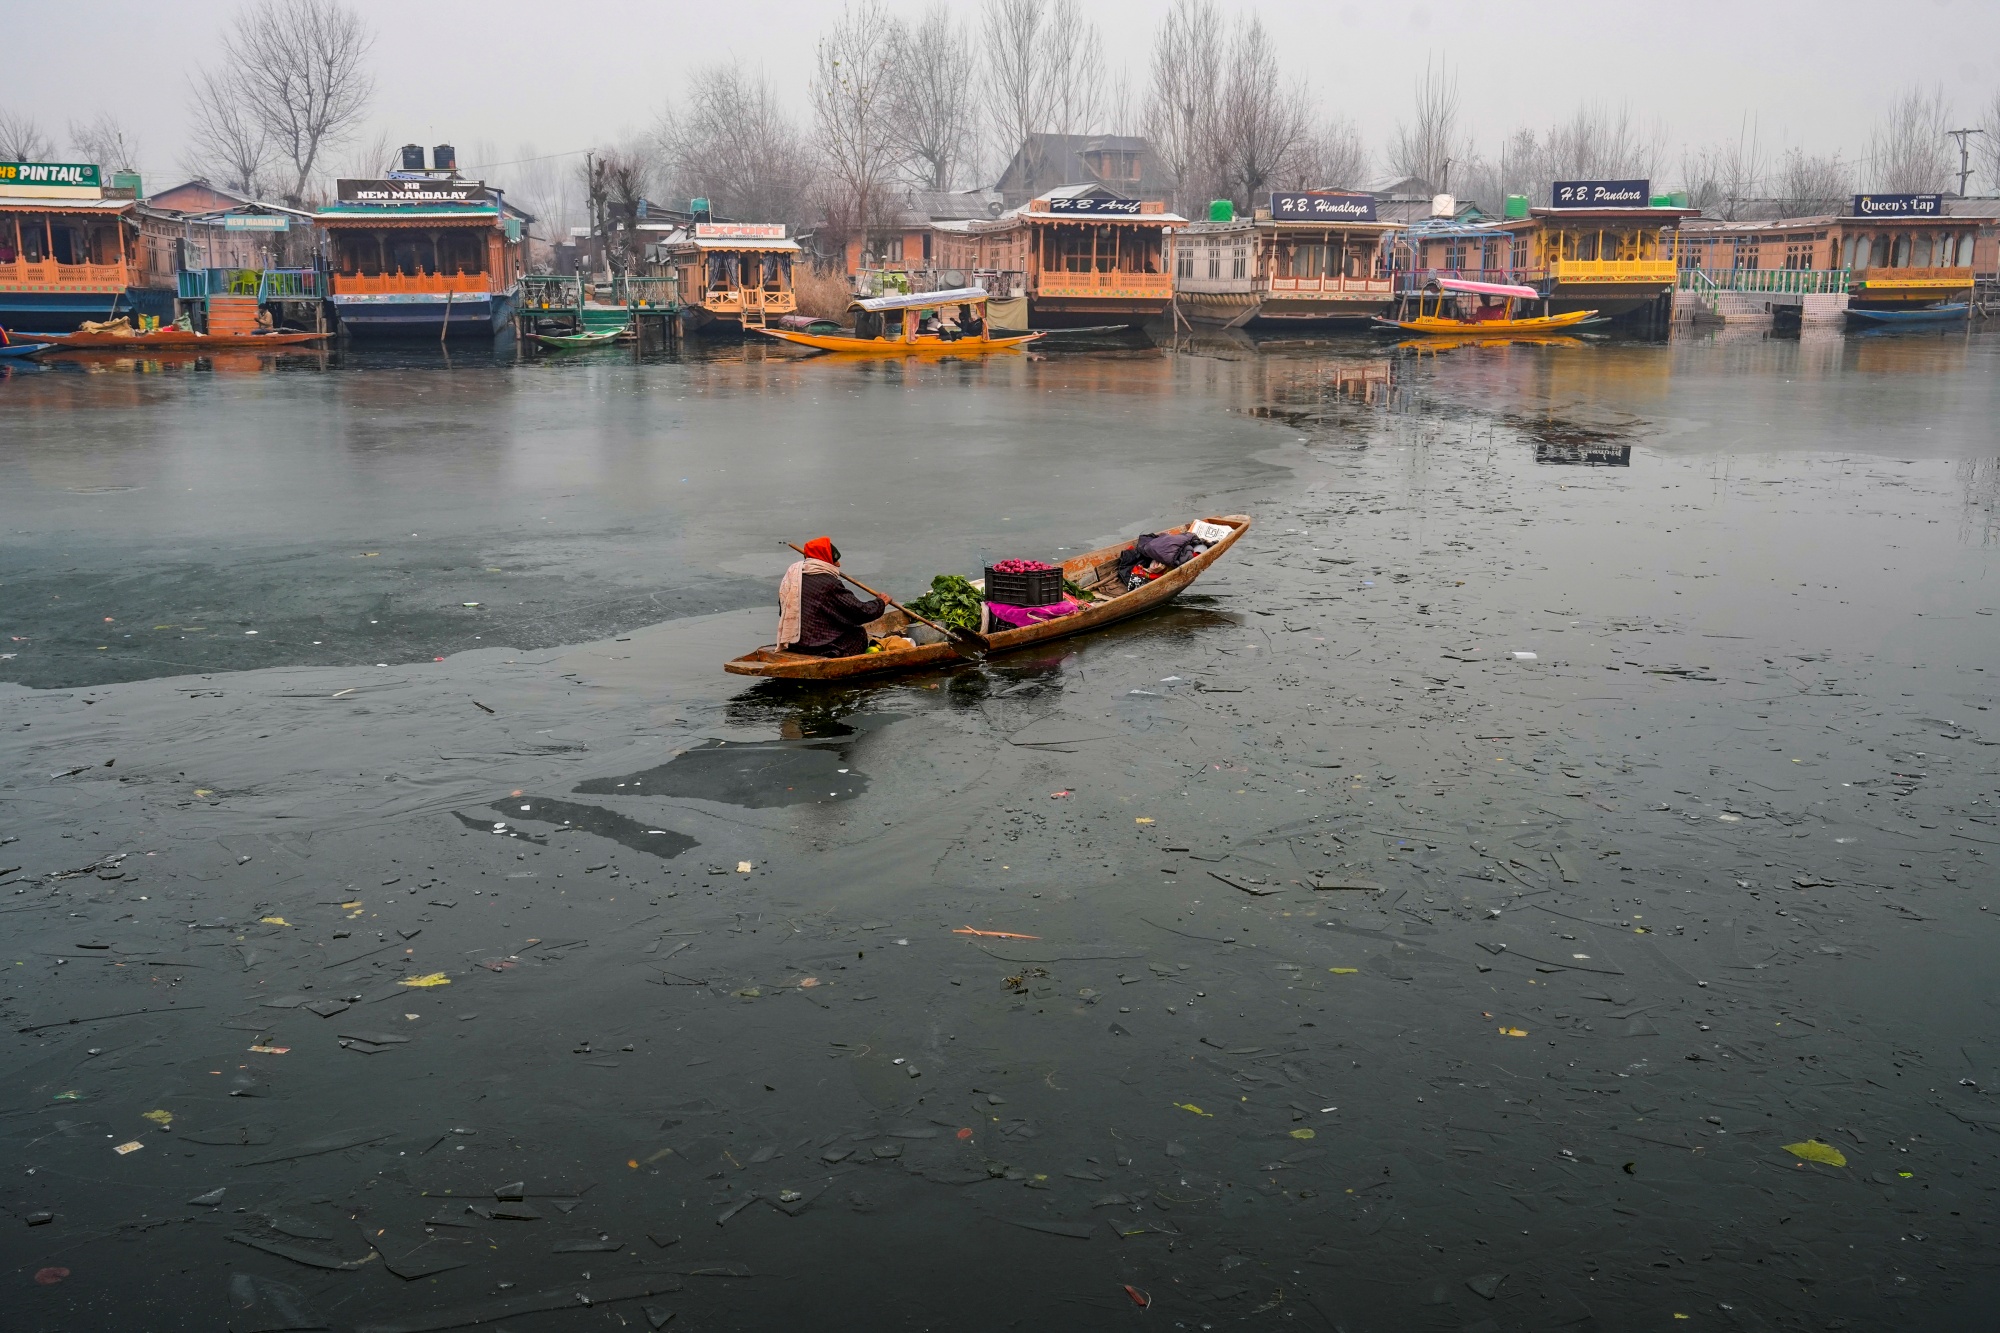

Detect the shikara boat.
[
  {"left": 1845, "top": 302, "right": 1968, "bottom": 327},
  {"left": 0, "top": 341, "right": 49, "bottom": 359},
  {"left": 725, "top": 514, "right": 1251, "bottom": 680},
  {"left": 1373, "top": 278, "right": 1596, "bottom": 335},
  {"left": 757, "top": 286, "right": 1043, "bottom": 356},
  {"left": 25, "top": 328, "right": 332, "bottom": 351},
  {"left": 532, "top": 326, "right": 627, "bottom": 350}
]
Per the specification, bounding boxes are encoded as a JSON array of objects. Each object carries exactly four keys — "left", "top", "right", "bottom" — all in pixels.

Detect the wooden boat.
[
  {"left": 0, "top": 341, "right": 50, "bottom": 359},
  {"left": 1845, "top": 302, "right": 1968, "bottom": 326},
  {"left": 725, "top": 514, "right": 1251, "bottom": 679},
  {"left": 758, "top": 286, "right": 1043, "bottom": 356},
  {"left": 25, "top": 328, "right": 332, "bottom": 350},
  {"left": 1373, "top": 278, "right": 1596, "bottom": 335},
  {"left": 532, "top": 326, "right": 627, "bottom": 350}
]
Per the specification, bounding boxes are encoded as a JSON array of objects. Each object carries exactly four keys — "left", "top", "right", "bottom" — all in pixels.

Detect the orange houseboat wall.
[
  {"left": 325, "top": 222, "right": 515, "bottom": 295},
  {"left": 1678, "top": 216, "right": 1978, "bottom": 307},
  {"left": 930, "top": 225, "right": 1032, "bottom": 289},
  {"left": 935, "top": 199, "right": 1177, "bottom": 329},
  {"left": 0, "top": 201, "right": 180, "bottom": 328},
  {"left": 843, "top": 227, "right": 931, "bottom": 278}
]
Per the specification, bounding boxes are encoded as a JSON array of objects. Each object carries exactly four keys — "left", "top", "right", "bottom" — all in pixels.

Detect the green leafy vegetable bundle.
[{"left": 904, "top": 574, "right": 984, "bottom": 630}]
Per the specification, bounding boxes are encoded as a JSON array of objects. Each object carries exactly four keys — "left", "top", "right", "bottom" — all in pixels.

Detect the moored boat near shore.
[
  {"left": 758, "top": 286, "right": 1041, "bottom": 356},
  {"left": 725, "top": 515, "right": 1250, "bottom": 679},
  {"left": 1373, "top": 278, "right": 1598, "bottom": 335}
]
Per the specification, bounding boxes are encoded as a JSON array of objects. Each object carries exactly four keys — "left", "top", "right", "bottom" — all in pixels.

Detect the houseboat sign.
[
  {"left": 1551, "top": 179, "right": 1649, "bottom": 208},
  {"left": 1851, "top": 193, "right": 1941, "bottom": 217},
  {"left": 0, "top": 162, "right": 101, "bottom": 189},
  {"left": 694, "top": 223, "right": 787, "bottom": 240},
  {"left": 224, "top": 215, "right": 290, "bottom": 231},
  {"left": 1270, "top": 192, "right": 1376, "bottom": 221},
  {"left": 336, "top": 179, "right": 492, "bottom": 205},
  {"left": 1045, "top": 197, "right": 1144, "bottom": 216}
]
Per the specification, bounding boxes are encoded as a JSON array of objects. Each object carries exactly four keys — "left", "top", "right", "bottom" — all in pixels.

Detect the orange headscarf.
[{"left": 801, "top": 536, "right": 836, "bottom": 564}]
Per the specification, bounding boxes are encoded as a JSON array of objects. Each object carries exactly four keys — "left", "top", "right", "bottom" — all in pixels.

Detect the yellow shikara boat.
[
  {"left": 1373, "top": 277, "right": 1597, "bottom": 335},
  {"left": 758, "top": 286, "right": 1044, "bottom": 356}
]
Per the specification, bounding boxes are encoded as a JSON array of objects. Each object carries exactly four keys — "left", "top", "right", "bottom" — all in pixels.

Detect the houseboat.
[
  {"left": 0, "top": 160, "right": 178, "bottom": 332},
  {"left": 931, "top": 183, "right": 1183, "bottom": 331},
  {"left": 1678, "top": 197, "right": 1978, "bottom": 325},
  {"left": 1173, "top": 192, "right": 1392, "bottom": 328},
  {"left": 647, "top": 222, "right": 799, "bottom": 335},
  {"left": 1391, "top": 181, "right": 1693, "bottom": 327},
  {"left": 316, "top": 165, "right": 527, "bottom": 339}
]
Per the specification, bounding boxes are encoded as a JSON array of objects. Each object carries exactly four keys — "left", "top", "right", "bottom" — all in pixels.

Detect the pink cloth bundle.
[{"left": 983, "top": 598, "right": 1081, "bottom": 631}]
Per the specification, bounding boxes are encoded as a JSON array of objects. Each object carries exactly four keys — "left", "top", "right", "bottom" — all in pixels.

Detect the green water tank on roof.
[
  {"left": 1208, "top": 199, "right": 1234, "bottom": 222},
  {"left": 1504, "top": 194, "right": 1529, "bottom": 219}
]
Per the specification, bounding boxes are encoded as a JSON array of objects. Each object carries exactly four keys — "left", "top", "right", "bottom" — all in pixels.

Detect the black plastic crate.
[{"left": 984, "top": 564, "right": 1065, "bottom": 606}]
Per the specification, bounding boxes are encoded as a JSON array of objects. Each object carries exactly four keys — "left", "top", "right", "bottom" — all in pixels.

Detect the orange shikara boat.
[
  {"left": 1373, "top": 277, "right": 1598, "bottom": 335},
  {"left": 27, "top": 329, "right": 332, "bottom": 350},
  {"left": 725, "top": 515, "right": 1250, "bottom": 680}
]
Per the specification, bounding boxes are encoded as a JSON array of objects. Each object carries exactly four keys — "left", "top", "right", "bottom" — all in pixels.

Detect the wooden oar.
[{"left": 784, "top": 543, "right": 992, "bottom": 657}]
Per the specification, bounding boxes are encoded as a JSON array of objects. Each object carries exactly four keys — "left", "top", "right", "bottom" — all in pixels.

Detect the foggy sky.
[{"left": 8, "top": 0, "right": 1999, "bottom": 192}]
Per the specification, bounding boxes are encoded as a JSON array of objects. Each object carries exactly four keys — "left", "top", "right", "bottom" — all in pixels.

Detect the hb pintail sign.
[
  {"left": 1851, "top": 194, "right": 1941, "bottom": 217},
  {"left": 0, "top": 162, "right": 103, "bottom": 197},
  {"left": 1550, "top": 179, "right": 1649, "bottom": 208}
]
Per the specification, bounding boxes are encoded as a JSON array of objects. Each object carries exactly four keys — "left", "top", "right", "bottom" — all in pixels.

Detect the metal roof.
[
  {"left": 851, "top": 285, "right": 988, "bottom": 312},
  {"left": 0, "top": 197, "right": 134, "bottom": 213},
  {"left": 654, "top": 233, "right": 801, "bottom": 252},
  {"left": 317, "top": 206, "right": 499, "bottom": 221}
]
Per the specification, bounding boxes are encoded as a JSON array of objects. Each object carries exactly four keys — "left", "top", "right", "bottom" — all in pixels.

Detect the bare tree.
[
  {"left": 887, "top": 8, "right": 976, "bottom": 190},
  {"left": 1389, "top": 58, "right": 1463, "bottom": 192},
  {"left": 1103, "top": 70, "right": 1137, "bottom": 139},
  {"left": 1983, "top": 89, "right": 2000, "bottom": 193},
  {"left": 1291, "top": 116, "right": 1369, "bottom": 191},
  {"left": 1142, "top": 0, "right": 1223, "bottom": 212},
  {"left": 657, "top": 66, "right": 818, "bottom": 227},
  {"left": 511, "top": 144, "right": 580, "bottom": 242},
  {"left": 1867, "top": 85, "right": 1952, "bottom": 192},
  {"left": 984, "top": 0, "right": 1050, "bottom": 184},
  {"left": 223, "top": 0, "right": 376, "bottom": 202},
  {"left": 333, "top": 131, "right": 392, "bottom": 183},
  {"left": 1040, "top": 0, "right": 1103, "bottom": 140},
  {"left": 182, "top": 69, "right": 269, "bottom": 194},
  {"left": 1776, "top": 148, "right": 1851, "bottom": 215},
  {"left": 811, "top": 0, "right": 900, "bottom": 259},
  {"left": 1212, "top": 17, "right": 1310, "bottom": 209},
  {"left": 69, "top": 113, "right": 142, "bottom": 175},
  {"left": 0, "top": 108, "right": 55, "bottom": 162},
  {"left": 1674, "top": 117, "right": 1766, "bottom": 219}
]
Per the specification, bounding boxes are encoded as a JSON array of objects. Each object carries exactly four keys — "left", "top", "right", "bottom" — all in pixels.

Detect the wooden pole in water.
[{"left": 440, "top": 288, "right": 453, "bottom": 344}]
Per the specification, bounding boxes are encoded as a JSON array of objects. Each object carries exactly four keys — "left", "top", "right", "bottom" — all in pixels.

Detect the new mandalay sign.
[
  {"left": 336, "top": 179, "right": 492, "bottom": 206},
  {"left": 1269, "top": 192, "right": 1377, "bottom": 222},
  {"left": 1550, "top": 179, "right": 1650, "bottom": 209}
]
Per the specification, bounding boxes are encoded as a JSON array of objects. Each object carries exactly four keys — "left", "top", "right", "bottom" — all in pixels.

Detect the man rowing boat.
[{"left": 777, "top": 536, "right": 885, "bottom": 658}]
